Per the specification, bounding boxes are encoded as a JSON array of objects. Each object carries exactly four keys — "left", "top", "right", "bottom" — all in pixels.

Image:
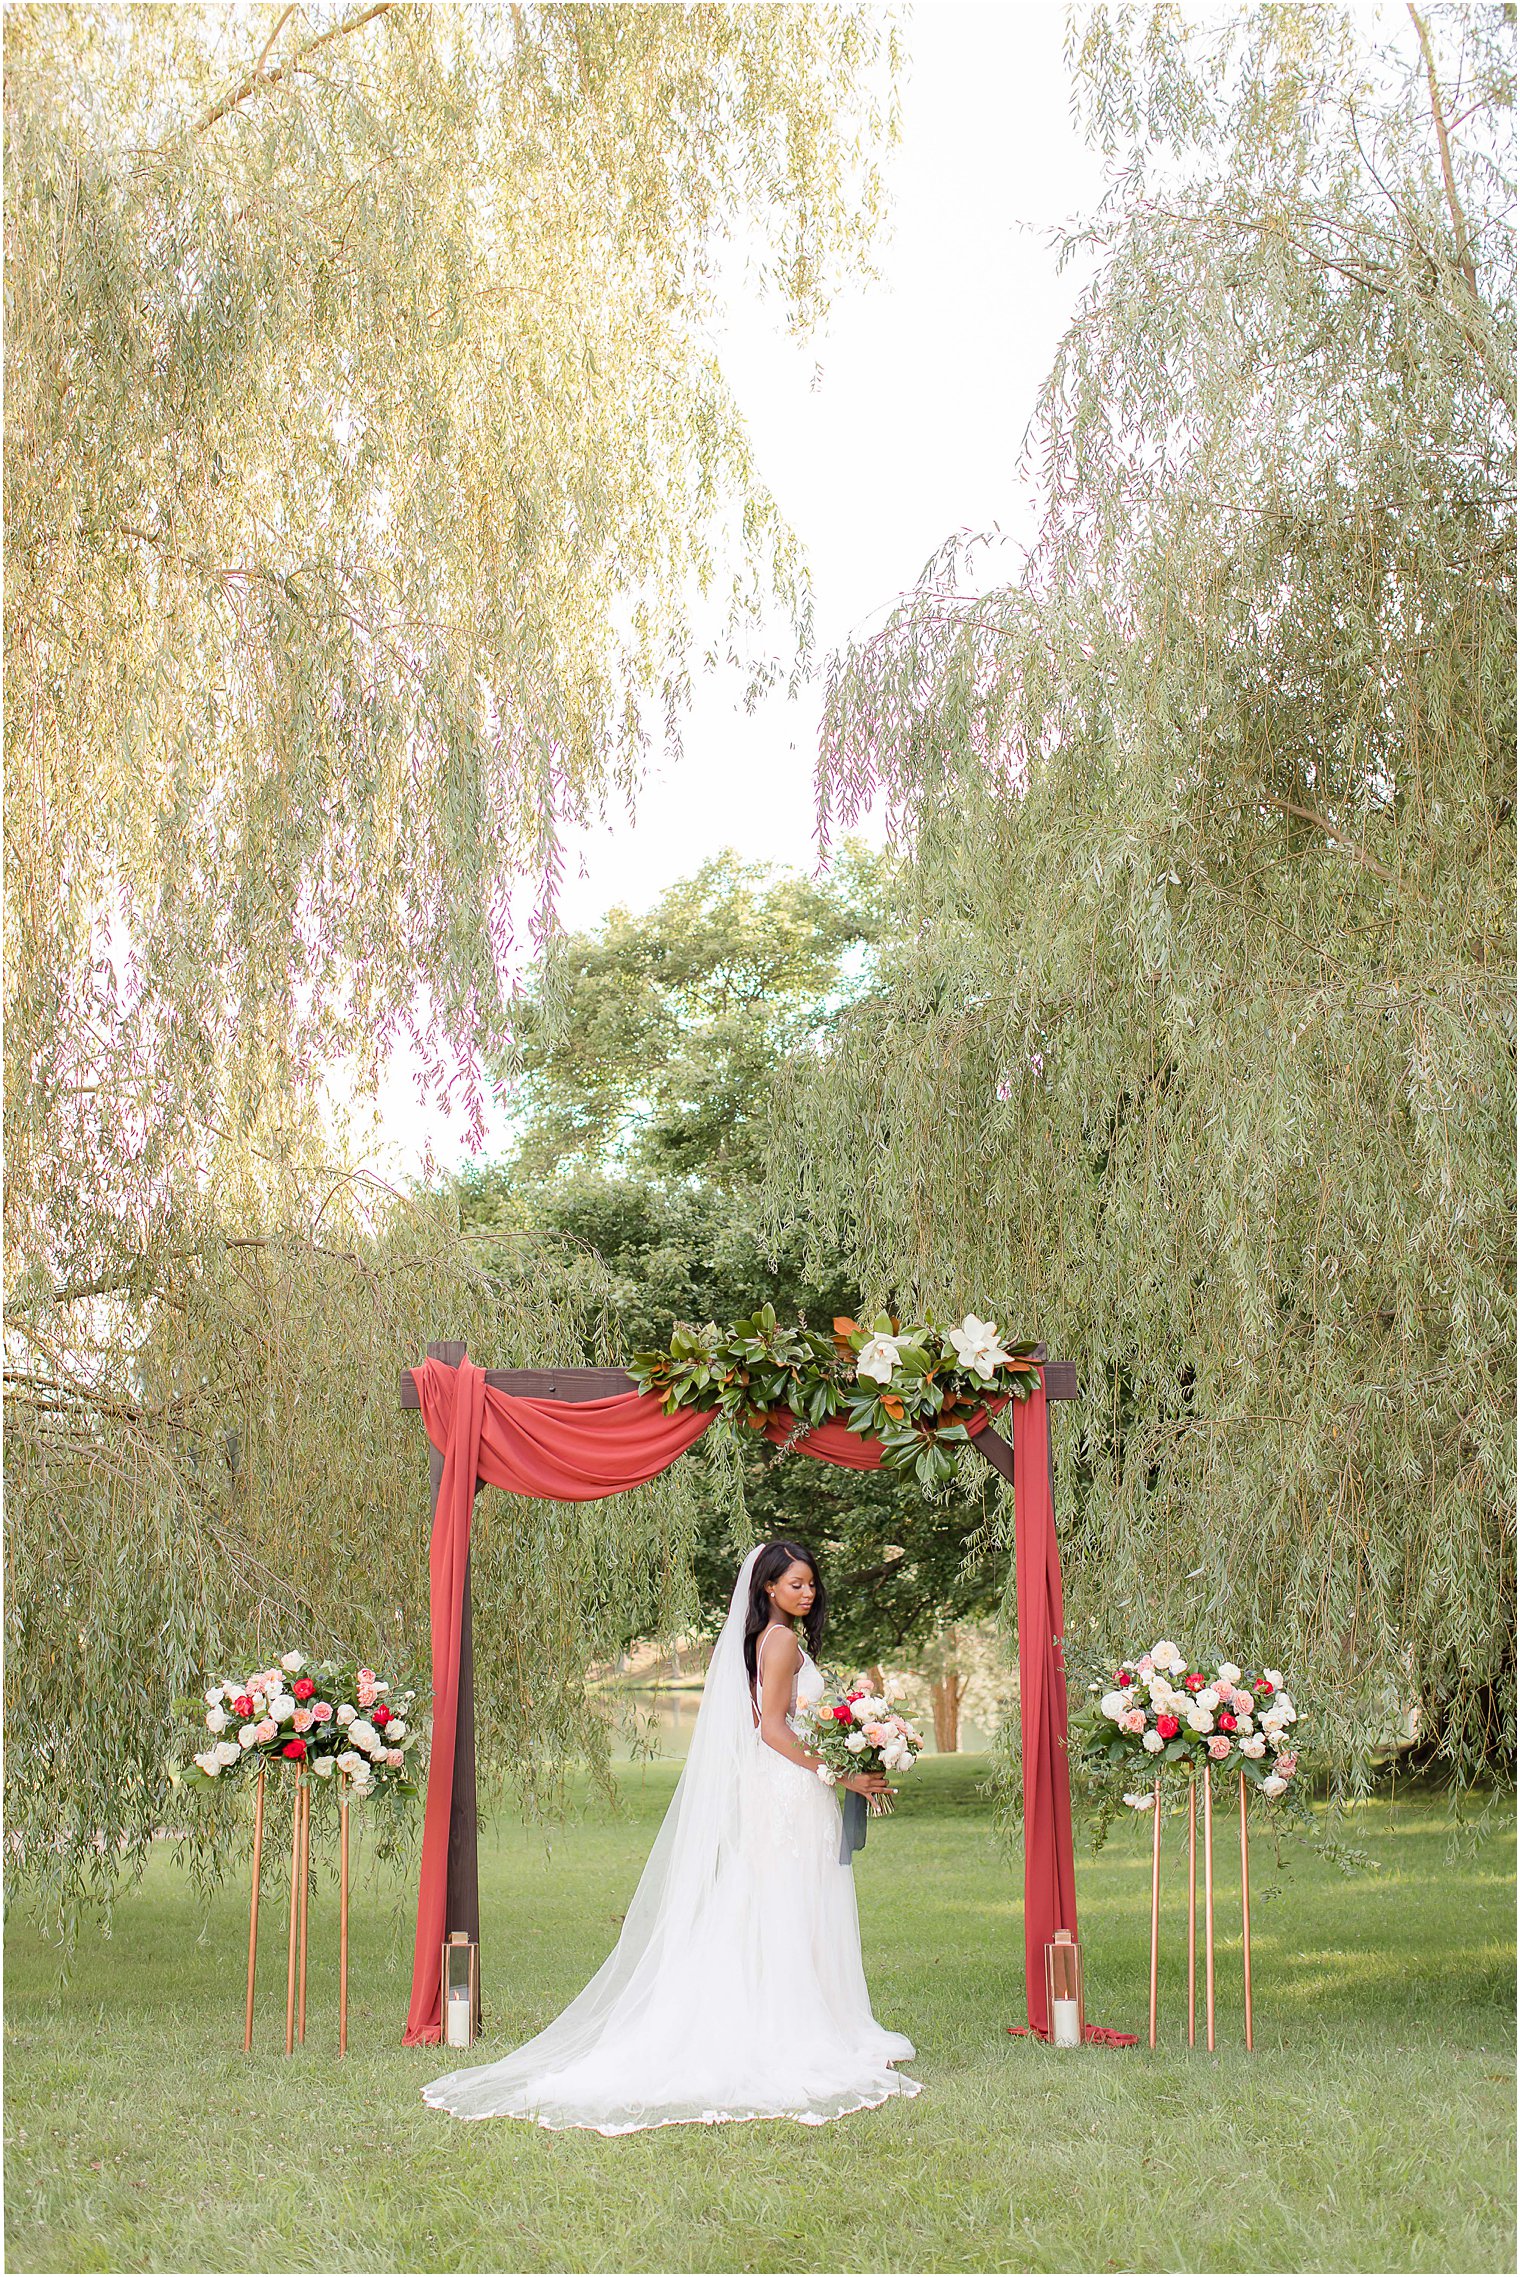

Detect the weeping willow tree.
[
  {"left": 2, "top": 2, "right": 893, "bottom": 1914},
  {"left": 764, "top": 3, "right": 1516, "bottom": 1793}
]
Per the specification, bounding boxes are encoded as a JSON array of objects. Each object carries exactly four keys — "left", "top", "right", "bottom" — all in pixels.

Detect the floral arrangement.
[
  {"left": 800, "top": 1676, "right": 926, "bottom": 1814},
  {"left": 180, "top": 1652, "right": 423, "bottom": 1800},
  {"left": 630, "top": 1304, "right": 1039, "bottom": 1486},
  {"left": 1072, "top": 1640, "right": 1301, "bottom": 1808}
]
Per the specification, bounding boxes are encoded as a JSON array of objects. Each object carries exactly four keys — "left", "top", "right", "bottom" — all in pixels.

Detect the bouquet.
[
  {"left": 1072, "top": 1639, "right": 1301, "bottom": 1809},
  {"left": 180, "top": 1651, "right": 423, "bottom": 1800},
  {"left": 800, "top": 1678, "right": 925, "bottom": 1819}
]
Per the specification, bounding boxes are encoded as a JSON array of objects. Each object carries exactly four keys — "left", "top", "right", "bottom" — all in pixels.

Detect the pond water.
[{"left": 607, "top": 1689, "right": 1001, "bottom": 1760}]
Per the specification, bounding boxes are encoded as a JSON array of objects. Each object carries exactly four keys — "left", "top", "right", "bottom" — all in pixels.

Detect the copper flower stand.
[
  {"left": 1148, "top": 1769, "right": 1254, "bottom": 2052},
  {"left": 243, "top": 1771, "right": 352, "bottom": 2056}
]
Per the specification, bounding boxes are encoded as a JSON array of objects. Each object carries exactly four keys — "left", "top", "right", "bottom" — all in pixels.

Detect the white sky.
[{"left": 366, "top": 1, "right": 1107, "bottom": 1177}]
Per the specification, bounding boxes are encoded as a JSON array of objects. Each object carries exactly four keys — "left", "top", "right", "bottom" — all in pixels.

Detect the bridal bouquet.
[
  {"left": 1072, "top": 1640, "right": 1301, "bottom": 1805},
  {"left": 801, "top": 1680, "right": 925, "bottom": 1817},
  {"left": 179, "top": 1652, "right": 423, "bottom": 1801}
]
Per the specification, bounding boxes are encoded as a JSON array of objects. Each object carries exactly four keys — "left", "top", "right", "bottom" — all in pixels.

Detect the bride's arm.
[{"left": 756, "top": 1633, "right": 891, "bottom": 1796}]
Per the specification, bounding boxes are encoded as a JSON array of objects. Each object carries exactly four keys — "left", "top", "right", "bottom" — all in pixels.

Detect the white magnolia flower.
[
  {"left": 335, "top": 1704, "right": 357, "bottom": 1726},
  {"left": 205, "top": 1707, "right": 228, "bottom": 1734},
  {"left": 214, "top": 1739, "right": 240, "bottom": 1767},
  {"left": 1217, "top": 1662, "right": 1242, "bottom": 1685},
  {"left": 271, "top": 1695, "right": 297, "bottom": 1724},
  {"left": 1261, "top": 1773, "right": 1288, "bottom": 1798},
  {"left": 1123, "top": 1791, "right": 1156, "bottom": 1810},
  {"left": 280, "top": 1652, "right": 305, "bottom": 1673},
  {"left": 1141, "top": 1729, "right": 1165, "bottom": 1753},
  {"left": 845, "top": 1732, "right": 869, "bottom": 1754},
  {"left": 238, "top": 1725, "right": 259, "bottom": 1749},
  {"left": 203, "top": 1688, "right": 223, "bottom": 1708},
  {"left": 1239, "top": 1735, "right": 1267, "bottom": 1758},
  {"left": 855, "top": 1333, "right": 907, "bottom": 1384},
  {"left": 1186, "top": 1706, "right": 1214, "bottom": 1734},
  {"left": 312, "top": 1757, "right": 336, "bottom": 1779},
  {"left": 947, "top": 1315, "right": 1015, "bottom": 1376},
  {"left": 1099, "top": 1690, "right": 1130, "bottom": 1720},
  {"left": 1197, "top": 1687, "right": 1220, "bottom": 1712}
]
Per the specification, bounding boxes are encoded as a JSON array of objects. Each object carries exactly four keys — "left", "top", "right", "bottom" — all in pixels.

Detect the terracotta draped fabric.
[{"left": 402, "top": 1357, "right": 1077, "bottom": 2045}]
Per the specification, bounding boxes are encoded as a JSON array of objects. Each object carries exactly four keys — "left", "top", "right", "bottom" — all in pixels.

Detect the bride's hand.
[{"left": 842, "top": 1770, "right": 894, "bottom": 1797}]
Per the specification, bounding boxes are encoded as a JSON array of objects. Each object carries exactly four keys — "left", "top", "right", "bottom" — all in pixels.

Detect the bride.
[{"left": 422, "top": 1539, "right": 923, "bottom": 2132}]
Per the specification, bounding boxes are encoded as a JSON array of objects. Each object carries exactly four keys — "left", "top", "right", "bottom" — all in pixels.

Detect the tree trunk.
[
  {"left": 930, "top": 1656, "right": 968, "bottom": 1752},
  {"left": 866, "top": 1664, "right": 885, "bottom": 1696}
]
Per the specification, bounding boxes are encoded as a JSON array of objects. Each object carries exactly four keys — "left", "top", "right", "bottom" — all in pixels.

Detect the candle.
[
  {"left": 1052, "top": 1996, "right": 1082, "bottom": 2048},
  {"left": 446, "top": 1987, "right": 472, "bottom": 2049}
]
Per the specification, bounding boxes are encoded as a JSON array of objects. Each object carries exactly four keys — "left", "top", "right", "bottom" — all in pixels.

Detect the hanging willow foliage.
[
  {"left": 763, "top": 5, "right": 1516, "bottom": 1796},
  {"left": 4, "top": 3, "right": 890, "bottom": 1917}
]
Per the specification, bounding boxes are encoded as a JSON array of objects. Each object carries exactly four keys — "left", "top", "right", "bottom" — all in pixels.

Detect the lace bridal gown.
[{"left": 423, "top": 1546, "right": 922, "bottom": 2133}]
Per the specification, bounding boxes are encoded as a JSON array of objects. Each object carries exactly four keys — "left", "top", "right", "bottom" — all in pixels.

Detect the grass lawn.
[{"left": 4, "top": 1759, "right": 1514, "bottom": 2275}]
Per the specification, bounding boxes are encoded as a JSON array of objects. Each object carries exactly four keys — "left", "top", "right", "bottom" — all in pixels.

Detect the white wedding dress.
[{"left": 422, "top": 1546, "right": 922, "bottom": 2133}]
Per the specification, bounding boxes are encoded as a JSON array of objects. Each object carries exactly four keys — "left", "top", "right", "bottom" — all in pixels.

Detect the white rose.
[
  {"left": 205, "top": 1706, "right": 228, "bottom": 1733},
  {"left": 1274, "top": 1693, "right": 1297, "bottom": 1722},
  {"left": 238, "top": 1725, "right": 259, "bottom": 1749},
  {"left": 1261, "top": 1773, "right": 1287, "bottom": 1797},
  {"left": 1235, "top": 1713, "right": 1254, "bottom": 1734},
  {"left": 1239, "top": 1735, "right": 1266, "bottom": 1758},
  {"left": 336, "top": 1704, "right": 357, "bottom": 1726},
  {"left": 1123, "top": 1791, "right": 1155, "bottom": 1810},
  {"left": 1197, "top": 1687, "right": 1220, "bottom": 1712},
  {"left": 1151, "top": 1641, "right": 1179, "bottom": 1667},
  {"left": 845, "top": 1733, "right": 869, "bottom": 1754},
  {"left": 386, "top": 1720, "right": 407, "bottom": 1741},
  {"left": 203, "top": 1688, "right": 223, "bottom": 1707},
  {"left": 336, "top": 1750, "right": 362, "bottom": 1775},
  {"left": 1263, "top": 1669, "right": 1284, "bottom": 1691},
  {"left": 214, "top": 1739, "right": 240, "bottom": 1767},
  {"left": 1217, "top": 1663, "right": 1241, "bottom": 1685},
  {"left": 816, "top": 1765, "right": 838, "bottom": 1785},
  {"left": 271, "top": 1695, "right": 296, "bottom": 1724},
  {"left": 281, "top": 1652, "right": 305, "bottom": 1673},
  {"left": 1099, "top": 1691, "right": 1129, "bottom": 1720},
  {"left": 1141, "top": 1729, "right": 1164, "bottom": 1753},
  {"left": 1186, "top": 1707, "right": 1214, "bottom": 1734},
  {"left": 348, "top": 1719, "right": 380, "bottom": 1752},
  {"left": 251, "top": 1690, "right": 268, "bottom": 1712},
  {"left": 194, "top": 1748, "right": 221, "bottom": 1776},
  {"left": 312, "top": 1757, "right": 336, "bottom": 1779}
]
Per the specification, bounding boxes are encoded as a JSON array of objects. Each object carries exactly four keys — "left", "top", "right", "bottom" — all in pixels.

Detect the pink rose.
[
  {"left": 311, "top": 1700, "right": 333, "bottom": 1722},
  {"left": 1276, "top": 1752, "right": 1297, "bottom": 1776},
  {"left": 1120, "top": 1709, "right": 1148, "bottom": 1735},
  {"left": 1231, "top": 1687, "right": 1254, "bottom": 1714},
  {"left": 255, "top": 1719, "right": 277, "bottom": 1743},
  {"left": 386, "top": 1748, "right": 404, "bottom": 1768},
  {"left": 1207, "top": 1735, "right": 1233, "bottom": 1760},
  {"left": 292, "top": 1708, "right": 314, "bottom": 1733}
]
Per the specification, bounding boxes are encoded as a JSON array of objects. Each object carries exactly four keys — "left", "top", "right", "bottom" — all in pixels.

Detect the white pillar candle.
[
  {"left": 446, "top": 1987, "right": 472, "bottom": 2048},
  {"left": 1052, "top": 1995, "right": 1081, "bottom": 2048}
]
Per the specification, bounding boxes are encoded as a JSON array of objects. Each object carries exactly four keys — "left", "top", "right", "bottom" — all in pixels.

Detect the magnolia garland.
[{"left": 630, "top": 1305, "right": 1039, "bottom": 1487}]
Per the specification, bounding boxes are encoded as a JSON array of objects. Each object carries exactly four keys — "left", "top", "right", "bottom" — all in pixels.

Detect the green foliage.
[
  {"left": 768, "top": 5, "right": 1517, "bottom": 1791},
  {"left": 2, "top": 7, "right": 897, "bottom": 1918}
]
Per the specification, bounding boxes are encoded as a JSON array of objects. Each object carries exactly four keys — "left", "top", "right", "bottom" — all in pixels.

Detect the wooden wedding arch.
[{"left": 398, "top": 1339, "right": 1080, "bottom": 2044}]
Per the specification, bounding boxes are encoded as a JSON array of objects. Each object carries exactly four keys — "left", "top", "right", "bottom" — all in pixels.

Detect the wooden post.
[
  {"left": 1188, "top": 1773, "right": 1198, "bottom": 2048},
  {"left": 244, "top": 1765, "right": 265, "bottom": 2053},
  {"left": 1239, "top": 1772, "right": 1254, "bottom": 2052},
  {"left": 338, "top": 1798, "right": 350, "bottom": 2058},
  {"left": 1203, "top": 1768, "right": 1216, "bottom": 2053},
  {"left": 284, "top": 1782, "right": 301, "bottom": 2056},
  {"left": 1148, "top": 1776, "right": 1162, "bottom": 2048},
  {"left": 297, "top": 1780, "right": 310, "bottom": 2044}
]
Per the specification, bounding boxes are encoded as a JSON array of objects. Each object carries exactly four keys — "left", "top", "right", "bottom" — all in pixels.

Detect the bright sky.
[{"left": 366, "top": 1, "right": 1108, "bottom": 1177}]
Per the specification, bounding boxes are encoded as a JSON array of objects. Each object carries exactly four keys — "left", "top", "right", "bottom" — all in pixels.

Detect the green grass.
[{"left": 5, "top": 1760, "right": 1514, "bottom": 2274}]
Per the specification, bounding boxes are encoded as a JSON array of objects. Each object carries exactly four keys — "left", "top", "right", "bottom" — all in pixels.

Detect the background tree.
[
  {"left": 764, "top": 3, "right": 1516, "bottom": 1794},
  {"left": 2, "top": 3, "right": 898, "bottom": 1914},
  {"left": 457, "top": 849, "right": 1014, "bottom": 1713}
]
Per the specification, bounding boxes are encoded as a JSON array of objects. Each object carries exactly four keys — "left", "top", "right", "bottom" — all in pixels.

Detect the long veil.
[{"left": 423, "top": 1542, "right": 919, "bottom": 2131}]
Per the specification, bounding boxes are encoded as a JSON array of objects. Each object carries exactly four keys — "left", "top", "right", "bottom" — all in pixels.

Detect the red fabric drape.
[{"left": 401, "top": 1358, "right": 1076, "bottom": 2045}]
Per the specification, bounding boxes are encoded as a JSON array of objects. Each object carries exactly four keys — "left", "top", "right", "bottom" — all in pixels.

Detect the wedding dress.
[{"left": 422, "top": 1545, "right": 922, "bottom": 2132}]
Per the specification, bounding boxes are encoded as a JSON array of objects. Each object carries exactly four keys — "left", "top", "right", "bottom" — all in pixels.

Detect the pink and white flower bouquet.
[
  {"left": 1073, "top": 1640, "right": 1302, "bottom": 1807},
  {"left": 799, "top": 1678, "right": 925, "bottom": 1818},
  {"left": 178, "top": 1652, "right": 424, "bottom": 1801}
]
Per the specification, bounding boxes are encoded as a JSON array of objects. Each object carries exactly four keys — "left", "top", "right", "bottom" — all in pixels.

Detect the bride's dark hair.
[{"left": 742, "top": 1540, "right": 827, "bottom": 1686}]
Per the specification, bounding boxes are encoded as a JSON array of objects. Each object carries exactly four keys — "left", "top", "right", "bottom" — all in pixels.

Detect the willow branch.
[
  {"left": 194, "top": 1, "right": 398, "bottom": 137},
  {"left": 1407, "top": 3, "right": 1480, "bottom": 295}
]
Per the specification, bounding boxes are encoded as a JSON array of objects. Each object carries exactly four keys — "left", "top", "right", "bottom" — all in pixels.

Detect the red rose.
[
  {"left": 1255, "top": 1677, "right": 1275, "bottom": 1693},
  {"left": 1218, "top": 1711, "right": 1237, "bottom": 1731},
  {"left": 1115, "top": 1668, "right": 1130, "bottom": 1683},
  {"left": 233, "top": 1695, "right": 254, "bottom": 1719},
  {"left": 1156, "top": 1714, "right": 1179, "bottom": 1740},
  {"left": 1185, "top": 1674, "right": 1206, "bottom": 1692},
  {"left": 282, "top": 1738, "right": 307, "bottom": 1759},
  {"left": 292, "top": 1677, "right": 316, "bottom": 1702},
  {"left": 833, "top": 1704, "right": 854, "bottom": 1724},
  {"left": 372, "top": 1704, "right": 392, "bottom": 1727}
]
